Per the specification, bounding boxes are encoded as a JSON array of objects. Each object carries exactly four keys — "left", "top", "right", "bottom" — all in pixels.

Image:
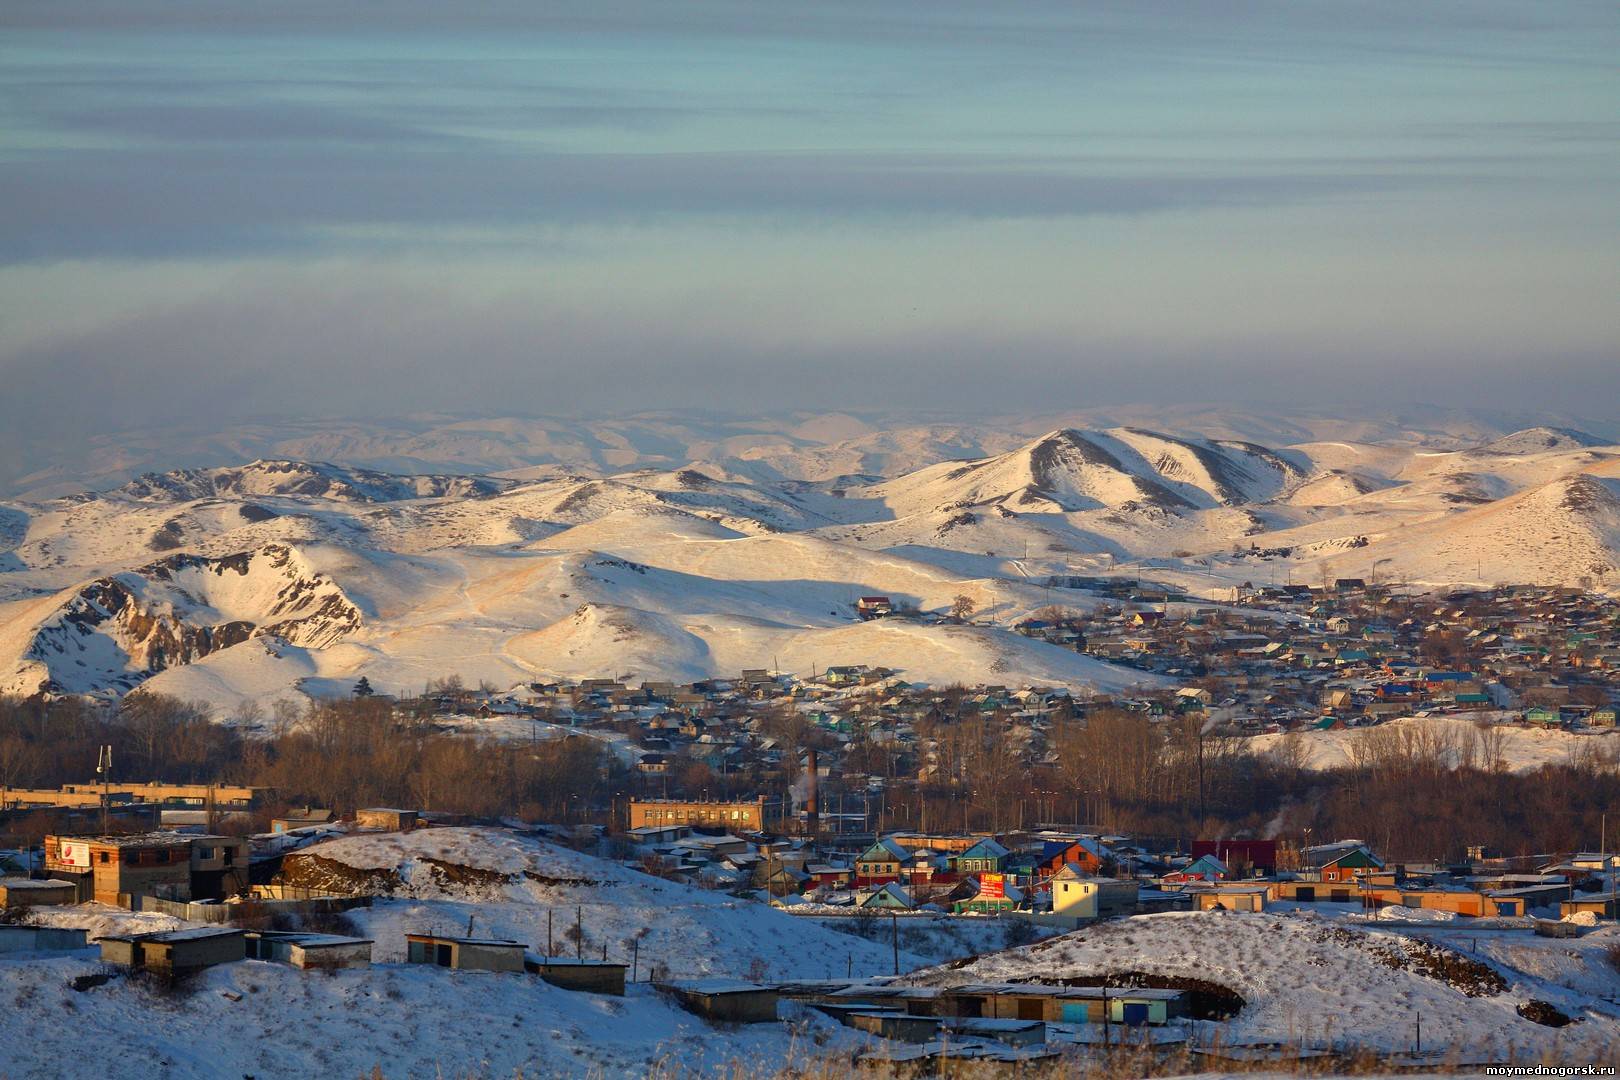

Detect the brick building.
[
  {"left": 44, "top": 832, "right": 250, "bottom": 905},
  {"left": 629, "top": 797, "right": 771, "bottom": 832}
]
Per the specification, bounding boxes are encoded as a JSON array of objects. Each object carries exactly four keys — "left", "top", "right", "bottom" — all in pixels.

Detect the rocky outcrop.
[{"left": 19, "top": 544, "right": 361, "bottom": 694}]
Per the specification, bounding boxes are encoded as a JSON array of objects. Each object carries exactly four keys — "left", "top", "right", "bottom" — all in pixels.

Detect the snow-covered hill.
[
  {"left": 0, "top": 544, "right": 360, "bottom": 696},
  {"left": 282, "top": 827, "right": 932, "bottom": 979},
  {"left": 912, "top": 910, "right": 1620, "bottom": 1058}
]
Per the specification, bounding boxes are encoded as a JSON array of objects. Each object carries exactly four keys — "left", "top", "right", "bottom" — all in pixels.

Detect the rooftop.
[
  {"left": 103, "top": 927, "right": 244, "bottom": 944},
  {"left": 60, "top": 831, "right": 199, "bottom": 848}
]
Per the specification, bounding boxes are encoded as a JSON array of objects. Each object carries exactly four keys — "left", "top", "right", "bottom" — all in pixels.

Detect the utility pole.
[
  {"left": 891, "top": 910, "right": 899, "bottom": 976},
  {"left": 1605, "top": 812, "right": 1616, "bottom": 913},
  {"left": 96, "top": 745, "right": 112, "bottom": 837}
]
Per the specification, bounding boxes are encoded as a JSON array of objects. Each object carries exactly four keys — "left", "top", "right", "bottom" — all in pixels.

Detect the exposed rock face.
[
  {"left": 19, "top": 544, "right": 361, "bottom": 694},
  {"left": 1027, "top": 430, "right": 1195, "bottom": 511}
]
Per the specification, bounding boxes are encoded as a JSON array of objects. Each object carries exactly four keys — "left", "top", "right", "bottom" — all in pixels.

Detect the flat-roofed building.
[
  {"left": 526, "top": 955, "right": 627, "bottom": 995},
  {"left": 1, "top": 782, "right": 259, "bottom": 810},
  {"left": 356, "top": 808, "right": 419, "bottom": 832},
  {"left": 0, "top": 877, "right": 78, "bottom": 909},
  {"left": 99, "top": 927, "right": 245, "bottom": 975},
  {"left": 405, "top": 934, "right": 526, "bottom": 973},
  {"left": 244, "top": 931, "right": 373, "bottom": 970}
]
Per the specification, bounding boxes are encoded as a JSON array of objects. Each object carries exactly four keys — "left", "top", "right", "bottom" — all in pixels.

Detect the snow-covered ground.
[
  {"left": 7, "top": 828, "right": 1620, "bottom": 1077},
  {"left": 0, "top": 952, "right": 864, "bottom": 1080},
  {"left": 281, "top": 827, "right": 938, "bottom": 980}
]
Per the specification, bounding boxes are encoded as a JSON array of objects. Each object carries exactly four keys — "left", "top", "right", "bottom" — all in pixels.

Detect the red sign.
[{"left": 979, "top": 872, "right": 1005, "bottom": 899}]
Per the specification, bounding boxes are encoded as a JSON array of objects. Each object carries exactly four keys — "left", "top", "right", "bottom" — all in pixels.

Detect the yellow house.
[{"left": 1051, "top": 863, "right": 1137, "bottom": 920}]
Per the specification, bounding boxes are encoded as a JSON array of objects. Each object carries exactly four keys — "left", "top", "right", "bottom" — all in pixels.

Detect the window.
[
  {"left": 197, "top": 847, "right": 214, "bottom": 861},
  {"left": 99, "top": 852, "right": 110, "bottom": 864}
]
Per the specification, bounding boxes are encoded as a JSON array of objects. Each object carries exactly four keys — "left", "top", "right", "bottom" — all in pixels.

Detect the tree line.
[{"left": 4, "top": 691, "right": 1619, "bottom": 864}]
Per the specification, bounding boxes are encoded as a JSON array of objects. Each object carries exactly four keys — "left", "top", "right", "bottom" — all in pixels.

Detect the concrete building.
[
  {"left": 526, "top": 956, "right": 627, "bottom": 995},
  {"left": 244, "top": 931, "right": 374, "bottom": 970},
  {"left": 1188, "top": 885, "right": 1269, "bottom": 912},
  {"left": 656, "top": 979, "right": 779, "bottom": 1023},
  {"left": 405, "top": 934, "right": 527, "bottom": 973},
  {"left": 0, "top": 926, "right": 88, "bottom": 955},
  {"left": 99, "top": 927, "right": 246, "bottom": 975},
  {"left": 270, "top": 808, "right": 334, "bottom": 833},
  {"left": 0, "top": 782, "right": 259, "bottom": 811},
  {"left": 356, "top": 808, "right": 419, "bottom": 831},
  {"left": 1560, "top": 892, "right": 1619, "bottom": 919},
  {"left": 938, "top": 983, "right": 1187, "bottom": 1026},
  {"left": 0, "top": 878, "right": 78, "bottom": 909}
]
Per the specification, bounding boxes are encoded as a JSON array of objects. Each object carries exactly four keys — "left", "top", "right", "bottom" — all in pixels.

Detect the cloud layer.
[{"left": 1, "top": 2, "right": 1616, "bottom": 438}]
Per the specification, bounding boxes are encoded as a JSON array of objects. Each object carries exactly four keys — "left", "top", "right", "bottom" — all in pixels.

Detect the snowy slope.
[{"left": 287, "top": 827, "right": 935, "bottom": 981}]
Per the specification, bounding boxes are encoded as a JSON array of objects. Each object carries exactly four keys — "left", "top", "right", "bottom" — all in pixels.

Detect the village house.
[
  {"left": 860, "top": 881, "right": 916, "bottom": 910},
  {"left": 856, "top": 596, "right": 894, "bottom": 620},
  {"left": 1049, "top": 863, "right": 1137, "bottom": 921},
  {"left": 1306, "top": 841, "right": 1384, "bottom": 884},
  {"left": 954, "top": 838, "right": 1009, "bottom": 876},
  {"left": 855, "top": 838, "right": 910, "bottom": 885},
  {"left": 1164, "top": 854, "right": 1228, "bottom": 883}
]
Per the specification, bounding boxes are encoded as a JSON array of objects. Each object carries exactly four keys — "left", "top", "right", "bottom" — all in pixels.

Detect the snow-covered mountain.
[
  {"left": 112, "top": 460, "right": 513, "bottom": 504},
  {"left": 3, "top": 417, "right": 1619, "bottom": 711}
]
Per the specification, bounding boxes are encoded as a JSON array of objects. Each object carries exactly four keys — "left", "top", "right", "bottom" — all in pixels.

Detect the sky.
[{"left": 1, "top": 1, "right": 1617, "bottom": 444}]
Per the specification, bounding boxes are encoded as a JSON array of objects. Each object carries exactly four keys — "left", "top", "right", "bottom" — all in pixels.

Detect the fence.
[{"left": 135, "top": 895, "right": 370, "bottom": 924}]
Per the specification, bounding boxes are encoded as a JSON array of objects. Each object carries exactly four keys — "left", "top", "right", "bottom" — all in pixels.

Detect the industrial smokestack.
[{"left": 804, "top": 747, "right": 819, "bottom": 835}]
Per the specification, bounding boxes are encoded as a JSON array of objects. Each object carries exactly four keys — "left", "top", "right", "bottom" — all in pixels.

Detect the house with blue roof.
[{"left": 955, "top": 838, "right": 1009, "bottom": 876}]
